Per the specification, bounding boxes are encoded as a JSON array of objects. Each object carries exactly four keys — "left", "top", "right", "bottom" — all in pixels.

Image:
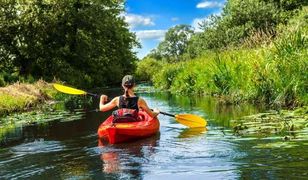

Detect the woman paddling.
[{"left": 99, "top": 75, "right": 159, "bottom": 119}]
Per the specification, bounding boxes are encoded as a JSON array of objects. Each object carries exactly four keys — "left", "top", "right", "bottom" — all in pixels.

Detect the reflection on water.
[
  {"left": 97, "top": 134, "right": 160, "bottom": 179},
  {"left": 178, "top": 127, "right": 207, "bottom": 139},
  {"left": 0, "top": 90, "right": 307, "bottom": 179},
  {"left": 101, "top": 152, "right": 120, "bottom": 173},
  {"left": 0, "top": 109, "right": 86, "bottom": 146}
]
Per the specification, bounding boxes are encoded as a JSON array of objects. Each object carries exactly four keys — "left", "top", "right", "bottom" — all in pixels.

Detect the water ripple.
[{"left": 10, "top": 139, "right": 65, "bottom": 154}]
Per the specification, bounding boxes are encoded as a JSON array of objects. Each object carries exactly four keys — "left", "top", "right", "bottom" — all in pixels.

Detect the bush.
[
  {"left": 153, "top": 63, "right": 184, "bottom": 89},
  {"left": 135, "top": 58, "right": 164, "bottom": 81},
  {"left": 0, "top": 78, "right": 5, "bottom": 87}
]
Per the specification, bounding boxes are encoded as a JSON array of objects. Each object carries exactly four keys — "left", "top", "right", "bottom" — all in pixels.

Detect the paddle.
[
  {"left": 53, "top": 83, "right": 99, "bottom": 97},
  {"left": 159, "top": 111, "right": 207, "bottom": 128},
  {"left": 53, "top": 83, "right": 207, "bottom": 128}
]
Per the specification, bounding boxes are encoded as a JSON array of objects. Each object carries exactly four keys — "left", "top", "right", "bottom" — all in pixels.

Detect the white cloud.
[
  {"left": 196, "top": 1, "right": 224, "bottom": 9},
  {"left": 135, "top": 30, "right": 167, "bottom": 40},
  {"left": 124, "top": 13, "right": 155, "bottom": 29}
]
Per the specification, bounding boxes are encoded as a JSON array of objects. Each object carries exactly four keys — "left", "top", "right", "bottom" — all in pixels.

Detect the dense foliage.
[
  {"left": 137, "top": 1, "right": 308, "bottom": 107},
  {"left": 146, "top": 0, "right": 306, "bottom": 60},
  {"left": 135, "top": 57, "right": 163, "bottom": 81},
  {"left": 0, "top": 0, "right": 138, "bottom": 88},
  {"left": 146, "top": 25, "right": 194, "bottom": 62}
]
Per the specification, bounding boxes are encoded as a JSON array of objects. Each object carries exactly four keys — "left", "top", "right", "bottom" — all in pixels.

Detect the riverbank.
[
  {"left": 136, "top": 7, "right": 308, "bottom": 108},
  {"left": 0, "top": 80, "right": 58, "bottom": 116}
]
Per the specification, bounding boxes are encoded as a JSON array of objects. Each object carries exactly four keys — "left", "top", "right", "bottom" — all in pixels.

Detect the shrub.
[
  {"left": 135, "top": 58, "right": 164, "bottom": 81},
  {"left": 153, "top": 63, "right": 184, "bottom": 89}
]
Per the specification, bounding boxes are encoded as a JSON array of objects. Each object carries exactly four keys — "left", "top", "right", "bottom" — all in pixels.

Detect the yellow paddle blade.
[
  {"left": 53, "top": 83, "right": 87, "bottom": 95},
  {"left": 175, "top": 114, "right": 207, "bottom": 128}
]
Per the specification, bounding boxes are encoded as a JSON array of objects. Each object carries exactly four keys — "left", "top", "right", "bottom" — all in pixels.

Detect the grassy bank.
[
  {"left": 137, "top": 7, "right": 308, "bottom": 108},
  {"left": 0, "top": 80, "right": 59, "bottom": 116}
]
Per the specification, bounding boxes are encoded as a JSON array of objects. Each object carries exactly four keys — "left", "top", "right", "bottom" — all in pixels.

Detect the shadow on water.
[{"left": 0, "top": 109, "right": 106, "bottom": 147}]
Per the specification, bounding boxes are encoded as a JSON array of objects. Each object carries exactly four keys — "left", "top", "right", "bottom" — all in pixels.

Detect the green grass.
[
  {"left": 0, "top": 80, "right": 59, "bottom": 116},
  {"left": 138, "top": 7, "right": 308, "bottom": 108},
  {"left": 0, "top": 93, "right": 30, "bottom": 113}
]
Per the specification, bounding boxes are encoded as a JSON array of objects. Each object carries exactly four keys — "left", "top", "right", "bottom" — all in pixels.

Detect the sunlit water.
[{"left": 1, "top": 90, "right": 308, "bottom": 179}]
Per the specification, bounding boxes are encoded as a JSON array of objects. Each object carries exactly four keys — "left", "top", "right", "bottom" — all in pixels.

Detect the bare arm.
[
  {"left": 138, "top": 97, "right": 159, "bottom": 118},
  {"left": 99, "top": 95, "right": 118, "bottom": 112}
]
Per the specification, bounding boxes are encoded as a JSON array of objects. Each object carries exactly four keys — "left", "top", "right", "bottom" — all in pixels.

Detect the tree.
[
  {"left": 149, "top": 24, "right": 194, "bottom": 62},
  {"left": 0, "top": 0, "right": 138, "bottom": 88},
  {"left": 185, "top": 0, "right": 307, "bottom": 57}
]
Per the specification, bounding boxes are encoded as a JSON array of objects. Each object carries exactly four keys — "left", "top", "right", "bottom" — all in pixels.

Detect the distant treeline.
[
  {"left": 143, "top": 0, "right": 306, "bottom": 61},
  {"left": 0, "top": 0, "right": 138, "bottom": 88},
  {"left": 137, "top": 0, "right": 308, "bottom": 107}
]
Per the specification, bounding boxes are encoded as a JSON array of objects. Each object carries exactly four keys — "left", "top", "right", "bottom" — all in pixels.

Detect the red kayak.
[{"left": 97, "top": 110, "right": 160, "bottom": 144}]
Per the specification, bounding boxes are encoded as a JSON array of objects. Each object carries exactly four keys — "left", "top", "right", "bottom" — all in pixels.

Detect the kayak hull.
[{"left": 97, "top": 110, "right": 160, "bottom": 144}]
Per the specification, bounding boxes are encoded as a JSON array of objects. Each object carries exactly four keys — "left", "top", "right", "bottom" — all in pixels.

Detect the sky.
[{"left": 124, "top": 0, "right": 226, "bottom": 59}]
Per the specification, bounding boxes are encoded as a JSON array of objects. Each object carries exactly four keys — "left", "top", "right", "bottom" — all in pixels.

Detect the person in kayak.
[{"left": 99, "top": 75, "right": 159, "bottom": 118}]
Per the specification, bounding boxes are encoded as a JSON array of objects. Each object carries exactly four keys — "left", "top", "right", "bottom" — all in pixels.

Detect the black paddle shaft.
[
  {"left": 159, "top": 111, "right": 176, "bottom": 117},
  {"left": 87, "top": 93, "right": 111, "bottom": 101},
  {"left": 87, "top": 92, "right": 99, "bottom": 98},
  {"left": 151, "top": 109, "right": 175, "bottom": 117}
]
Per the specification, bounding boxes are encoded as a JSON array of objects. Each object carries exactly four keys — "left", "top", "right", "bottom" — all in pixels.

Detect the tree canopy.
[
  {"left": 0, "top": 0, "right": 138, "bottom": 88},
  {"left": 147, "top": 24, "right": 194, "bottom": 62},
  {"left": 145, "top": 0, "right": 306, "bottom": 61},
  {"left": 185, "top": 0, "right": 307, "bottom": 57}
]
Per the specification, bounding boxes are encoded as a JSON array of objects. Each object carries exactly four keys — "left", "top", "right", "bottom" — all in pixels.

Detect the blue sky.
[{"left": 124, "top": 0, "right": 226, "bottom": 58}]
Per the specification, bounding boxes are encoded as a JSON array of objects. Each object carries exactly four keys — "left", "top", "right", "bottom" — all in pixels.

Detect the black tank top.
[{"left": 119, "top": 96, "right": 139, "bottom": 111}]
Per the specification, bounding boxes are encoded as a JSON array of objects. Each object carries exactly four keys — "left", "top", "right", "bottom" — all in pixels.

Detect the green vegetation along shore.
[
  {"left": 137, "top": 5, "right": 308, "bottom": 108},
  {"left": 0, "top": 81, "right": 92, "bottom": 144},
  {"left": 0, "top": 80, "right": 58, "bottom": 116}
]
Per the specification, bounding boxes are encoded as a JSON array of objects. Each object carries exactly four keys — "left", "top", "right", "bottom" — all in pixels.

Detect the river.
[{"left": 0, "top": 88, "right": 307, "bottom": 179}]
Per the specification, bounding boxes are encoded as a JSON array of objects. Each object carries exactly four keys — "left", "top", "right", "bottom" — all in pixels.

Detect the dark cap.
[{"left": 122, "top": 75, "right": 135, "bottom": 87}]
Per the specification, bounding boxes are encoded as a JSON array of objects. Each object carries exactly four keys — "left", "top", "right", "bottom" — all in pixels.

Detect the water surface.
[{"left": 1, "top": 90, "right": 307, "bottom": 179}]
